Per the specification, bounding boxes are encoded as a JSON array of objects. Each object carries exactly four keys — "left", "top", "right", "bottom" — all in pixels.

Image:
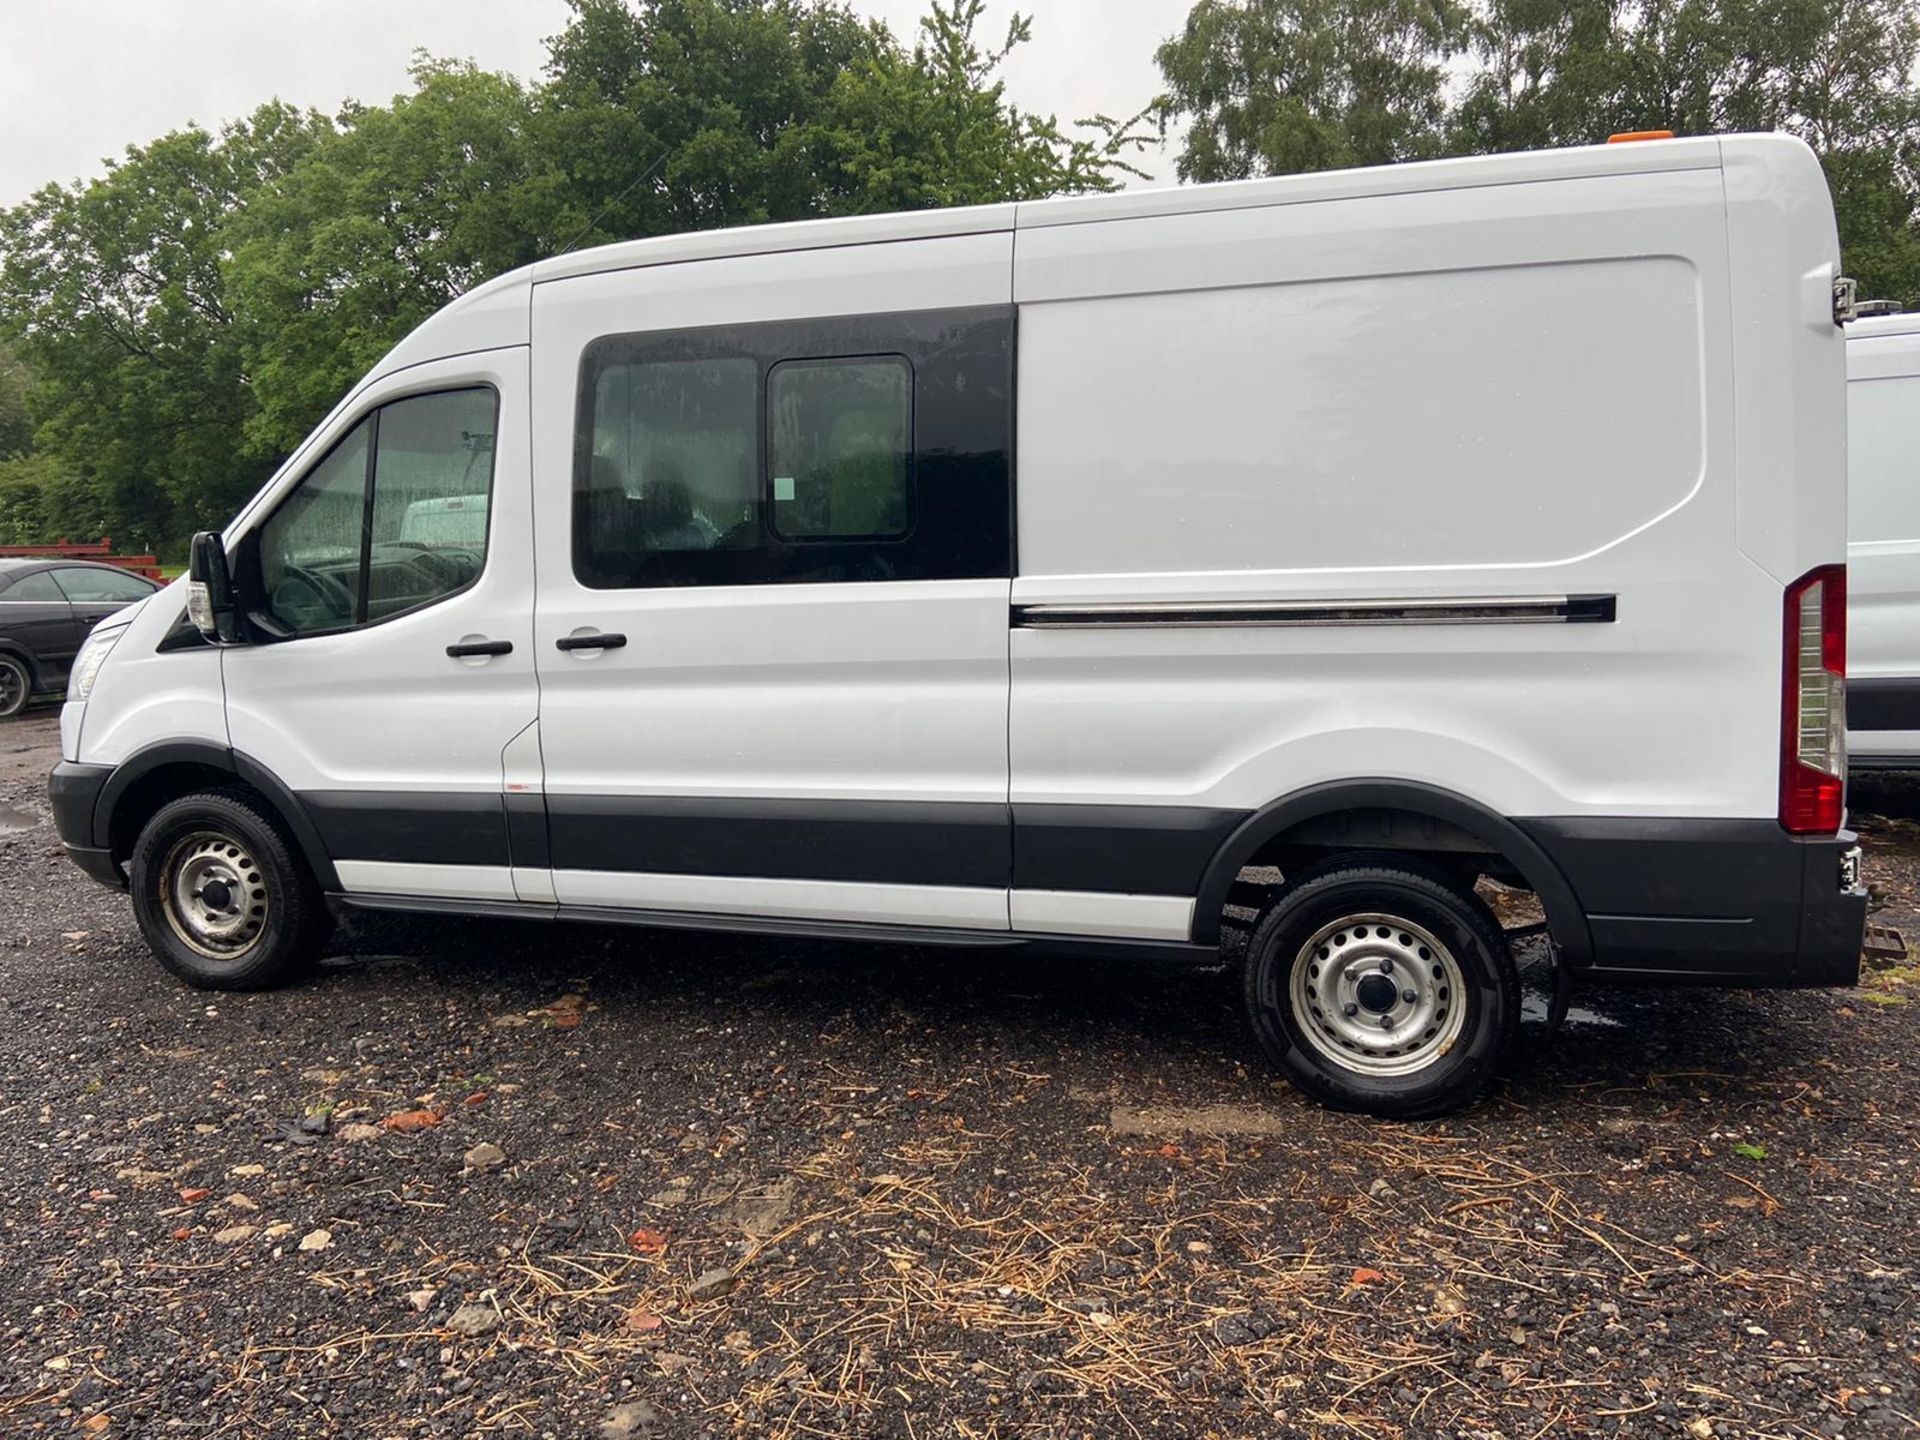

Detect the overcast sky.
[{"left": 0, "top": 0, "right": 1191, "bottom": 208}]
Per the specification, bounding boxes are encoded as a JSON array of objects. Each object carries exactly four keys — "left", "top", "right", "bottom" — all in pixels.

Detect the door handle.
[
  {"left": 446, "top": 639, "right": 513, "bottom": 658},
  {"left": 556, "top": 632, "right": 628, "bottom": 652}
]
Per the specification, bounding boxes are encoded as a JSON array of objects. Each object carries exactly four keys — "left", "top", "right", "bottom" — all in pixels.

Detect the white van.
[
  {"left": 49, "top": 134, "right": 1867, "bottom": 1116},
  {"left": 1845, "top": 309, "right": 1920, "bottom": 768}
]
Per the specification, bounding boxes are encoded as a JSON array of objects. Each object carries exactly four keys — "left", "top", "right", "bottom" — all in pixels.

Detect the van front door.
[
  {"left": 222, "top": 349, "right": 540, "bottom": 903},
  {"left": 527, "top": 235, "right": 1015, "bottom": 930}
]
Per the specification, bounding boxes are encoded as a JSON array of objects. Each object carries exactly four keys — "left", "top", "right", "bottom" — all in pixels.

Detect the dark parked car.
[{"left": 0, "top": 559, "right": 161, "bottom": 717}]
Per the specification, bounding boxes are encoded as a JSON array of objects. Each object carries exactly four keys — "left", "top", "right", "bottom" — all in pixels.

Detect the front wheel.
[
  {"left": 1243, "top": 858, "right": 1518, "bottom": 1118},
  {"left": 129, "top": 789, "right": 331, "bottom": 990}
]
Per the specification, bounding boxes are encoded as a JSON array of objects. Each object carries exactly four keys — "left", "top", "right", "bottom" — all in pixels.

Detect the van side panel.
[
  {"left": 66, "top": 591, "right": 227, "bottom": 770},
  {"left": 1017, "top": 260, "right": 1704, "bottom": 578},
  {"left": 1009, "top": 165, "right": 1769, "bottom": 834}
]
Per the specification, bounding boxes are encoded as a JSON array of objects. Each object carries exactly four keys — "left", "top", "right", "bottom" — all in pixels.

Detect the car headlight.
[{"left": 69, "top": 624, "right": 129, "bottom": 702}]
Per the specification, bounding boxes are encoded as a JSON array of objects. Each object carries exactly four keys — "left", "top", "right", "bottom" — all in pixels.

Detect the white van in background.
[
  {"left": 1846, "top": 309, "right": 1920, "bottom": 768},
  {"left": 50, "top": 134, "right": 1866, "bottom": 1117}
]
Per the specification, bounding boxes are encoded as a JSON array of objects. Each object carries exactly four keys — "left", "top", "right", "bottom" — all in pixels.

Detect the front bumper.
[
  {"left": 49, "top": 760, "right": 125, "bottom": 889},
  {"left": 1516, "top": 817, "right": 1867, "bottom": 987}
]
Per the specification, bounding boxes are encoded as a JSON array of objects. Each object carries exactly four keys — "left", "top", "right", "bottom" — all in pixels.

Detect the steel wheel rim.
[
  {"left": 160, "top": 831, "right": 270, "bottom": 961},
  {"left": 1288, "top": 912, "right": 1468, "bottom": 1077},
  {"left": 0, "top": 660, "right": 23, "bottom": 715}
]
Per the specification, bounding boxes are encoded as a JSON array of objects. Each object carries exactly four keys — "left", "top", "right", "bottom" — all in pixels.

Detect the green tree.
[
  {"left": 224, "top": 62, "right": 553, "bottom": 458},
  {"left": 1156, "top": 0, "right": 1466, "bottom": 180},
  {"left": 0, "top": 344, "right": 31, "bottom": 461},
  {"left": 0, "top": 0, "right": 1148, "bottom": 553},
  {"left": 0, "top": 454, "right": 108, "bottom": 547},
  {"left": 1450, "top": 0, "right": 1920, "bottom": 301},
  {"left": 811, "top": 0, "right": 1149, "bottom": 210},
  {"left": 1755, "top": 0, "right": 1920, "bottom": 304},
  {"left": 0, "top": 344, "right": 106, "bottom": 546},
  {"left": 1448, "top": 0, "right": 1637, "bottom": 153},
  {"left": 0, "top": 104, "right": 330, "bottom": 550},
  {"left": 534, "top": 0, "right": 888, "bottom": 244},
  {"left": 238, "top": 0, "right": 1142, "bottom": 459},
  {"left": 536, "top": 0, "right": 1140, "bottom": 249},
  {"left": 1162, "top": 0, "right": 1920, "bottom": 303}
]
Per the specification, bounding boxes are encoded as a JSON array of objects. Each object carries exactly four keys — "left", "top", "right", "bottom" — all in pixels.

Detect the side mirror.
[{"left": 186, "top": 531, "right": 243, "bottom": 645}]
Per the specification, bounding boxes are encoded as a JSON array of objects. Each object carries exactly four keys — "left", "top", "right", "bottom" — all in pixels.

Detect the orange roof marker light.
[{"left": 1608, "top": 129, "right": 1675, "bottom": 143}]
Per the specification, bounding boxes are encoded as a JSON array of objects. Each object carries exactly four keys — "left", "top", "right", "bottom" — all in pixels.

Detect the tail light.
[{"left": 1780, "top": 564, "right": 1846, "bottom": 834}]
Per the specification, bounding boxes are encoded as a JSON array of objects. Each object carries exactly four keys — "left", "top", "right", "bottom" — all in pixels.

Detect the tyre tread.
[
  {"left": 1242, "top": 855, "right": 1518, "bottom": 1118},
  {"left": 129, "top": 787, "right": 329, "bottom": 991}
]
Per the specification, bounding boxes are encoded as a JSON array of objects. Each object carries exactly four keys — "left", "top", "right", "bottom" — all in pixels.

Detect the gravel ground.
[{"left": 1, "top": 706, "right": 1916, "bottom": 1439}]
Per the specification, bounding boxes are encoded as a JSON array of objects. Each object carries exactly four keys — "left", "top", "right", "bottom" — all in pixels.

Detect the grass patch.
[{"left": 1859, "top": 962, "right": 1918, "bottom": 1007}]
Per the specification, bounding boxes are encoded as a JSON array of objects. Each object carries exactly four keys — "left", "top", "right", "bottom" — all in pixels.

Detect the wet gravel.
[{"left": 1, "top": 708, "right": 1916, "bottom": 1438}]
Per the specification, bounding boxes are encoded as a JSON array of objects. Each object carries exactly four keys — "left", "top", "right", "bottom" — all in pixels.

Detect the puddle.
[{"left": 0, "top": 804, "right": 42, "bottom": 834}]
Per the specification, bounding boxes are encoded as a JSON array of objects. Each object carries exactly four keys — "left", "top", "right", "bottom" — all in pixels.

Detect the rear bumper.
[
  {"left": 49, "top": 760, "right": 125, "bottom": 889},
  {"left": 1516, "top": 817, "right": 1865, "bottom": 987}
]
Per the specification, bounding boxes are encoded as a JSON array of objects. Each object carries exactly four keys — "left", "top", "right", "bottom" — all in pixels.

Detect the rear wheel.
[
  {"left": 1243, "top": 858, "right": 1517, "bottom": 1118},
  {"left": 129, "top": 789, "right": 331, "bottom": 990},
  {"left": 0, "top": 654, "right": 30, "bottom": 718}
]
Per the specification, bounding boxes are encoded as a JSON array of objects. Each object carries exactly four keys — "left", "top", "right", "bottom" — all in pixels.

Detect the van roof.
[
  {"left": 368, "top": 133, "right": 1801, "bottom": 384},
  {"left": 529, "top": 133, "right": 1734, "bottom": 287}
]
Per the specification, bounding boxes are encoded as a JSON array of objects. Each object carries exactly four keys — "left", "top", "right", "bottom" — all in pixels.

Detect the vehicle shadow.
[
  {"left": 1852, "top": 769, "right": 1920, "bottom": 826},
  {"left": 320, "top": 907, "right": 1840, "bottom": 1119}
]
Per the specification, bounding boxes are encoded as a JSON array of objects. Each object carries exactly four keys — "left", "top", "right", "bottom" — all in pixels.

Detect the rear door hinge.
[{"left": 1834, "top": 275, "right": 1859, "bottom": 326}]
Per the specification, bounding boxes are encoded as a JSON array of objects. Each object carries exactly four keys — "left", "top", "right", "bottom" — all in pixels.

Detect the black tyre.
[
  {"left": 129, "top": 788, "right": 331, "bottom": 990},
  {"left": 0, "top": 653, "right": 30, "bottom": 719},
  {"left": 1243, "top": 857, "right": 1518, "bottom": 1118}
]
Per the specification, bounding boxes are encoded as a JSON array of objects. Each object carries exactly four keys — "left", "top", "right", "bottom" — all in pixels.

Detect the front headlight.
[{"left": 69, "top": 624, "right": 129, "bottom": 702}]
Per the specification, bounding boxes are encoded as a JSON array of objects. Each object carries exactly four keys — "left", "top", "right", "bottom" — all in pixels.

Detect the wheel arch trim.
[
  {"left": 1191, "top": 778, "right": 1592, "bottom": 964},
  {"left": 92, "top": 740, "right": 340, "bottom": 891}
]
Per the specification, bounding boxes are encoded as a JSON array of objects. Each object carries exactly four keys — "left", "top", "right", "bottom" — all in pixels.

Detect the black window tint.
[
  {"left": 52, "top": 567, "right": 156, "bottom": 603},
  {"left": 3, "top": 571, "right": 65, "bottom": 602},
  {"left": 574, "top": 306, "right": 1012, "bottom": 589},
  {"left": 584, "top": 357, "right": 757, "bottom": 563},
  {"left": 769, "top": 357, "right": 911, "bottom": 541},
  {"left": 254, "top": 388, "right": 496, "bottom": 637}
]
